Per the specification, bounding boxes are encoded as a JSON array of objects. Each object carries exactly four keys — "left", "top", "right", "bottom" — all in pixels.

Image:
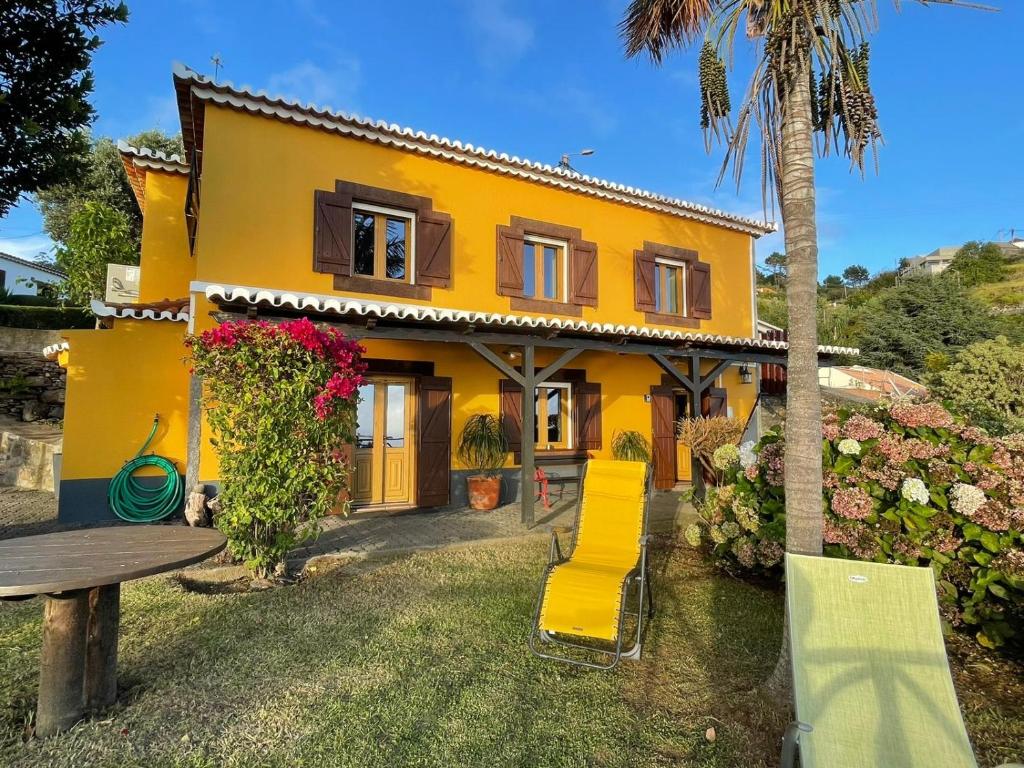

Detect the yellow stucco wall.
[
  {"left": 60, "top": 97, "right": 761, "bottom": 509},
  {"left": 196, "top": 105, "right": 755, "bottom": 338},
  {"left": 137, "top": 171, "right": 193, "bottom": 302},
  {"left": 61, "top": 321, "right": 190, "bottom": 481}
]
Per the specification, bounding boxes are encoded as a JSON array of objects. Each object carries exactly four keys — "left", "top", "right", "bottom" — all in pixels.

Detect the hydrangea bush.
[
  {"left": 686, "top": 399, "right": 1024, "bottom": 648},
  {"left": 188, "top": 318, "right": 365, "bottom": 577}
]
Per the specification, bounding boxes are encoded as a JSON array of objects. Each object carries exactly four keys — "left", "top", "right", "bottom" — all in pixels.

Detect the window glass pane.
[
  {"left": 522, "top": 242, "right": 536, "bottom": 298},
  {"left": 356, "top": 384, "right": 375, "bottom": 448},
  {"left": 654, "top": 264, "right": 663, "bottom": 313},
  {"left": 666, "top": 266, "right": 679, "bottom": 314},
  {"left": 546, "top": 387, "right": 561, "bottom": 443},
  {"left": 385, "top": 217, "right": 407, "bottom": 280},
  {"left": 533, "top": 390, "right": 540, "bottom": 443},
  {"left": 543, "top": 246, "right": 558, "bottom": 300},
  {"left": 385, "top": 384, "right": 405, "bottom": 448},
  {"left": 354, "top": 212, "right": 375, "bottom": 276}
]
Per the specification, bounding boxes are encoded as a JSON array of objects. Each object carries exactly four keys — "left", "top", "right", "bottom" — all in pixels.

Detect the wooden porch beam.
[
  {"left": 697, "top": 359, "right": 734, "bottom": 393},
  {"left": 650, "top": 353, "right": 696, "bottom": 392},
  {"left": 520, "top": 344, "right": 536, "bottom": 527},
  {"left": 467, "top": 342, "right": 524, "bottom": 386},
  {"left": 535, "top": 348, "right": 584, "bottom": 384}
]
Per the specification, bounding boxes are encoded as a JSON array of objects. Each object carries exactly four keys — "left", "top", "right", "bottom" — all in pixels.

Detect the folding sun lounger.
[
  {"left": 782, "top": 553, "right": 1022, "bottom": 768},
  {"left": 528, "top": 459, "right": 654, "bottom": 670}
]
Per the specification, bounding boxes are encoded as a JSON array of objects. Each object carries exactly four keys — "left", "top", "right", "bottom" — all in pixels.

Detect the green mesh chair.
[{"left": 783, "top": 553, "right": 1019, "bottom": 768}]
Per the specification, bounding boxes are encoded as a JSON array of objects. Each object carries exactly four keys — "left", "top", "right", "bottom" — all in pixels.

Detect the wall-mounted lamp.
[
  {"left": 739, "top": 364, "right": 753, "bottom": 385},
  {"left": 505, "top": 348, "right": 521, "bottom": 360}
]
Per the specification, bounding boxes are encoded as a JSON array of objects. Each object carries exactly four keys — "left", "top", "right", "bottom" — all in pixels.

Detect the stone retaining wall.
[{"left": 0, "top": 328, "right": 66, "bottom": 422}]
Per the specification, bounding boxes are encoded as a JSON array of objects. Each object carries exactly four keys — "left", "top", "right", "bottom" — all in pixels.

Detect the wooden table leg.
[
  {"left": 36, "top": 590, "right": 89, "bottom": 737},
  {"left": 85, "top": 583, "right": 120, "bottom": 712}
]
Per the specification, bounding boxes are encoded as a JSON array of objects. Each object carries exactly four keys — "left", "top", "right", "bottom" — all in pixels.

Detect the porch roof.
[{"left": 195, "top": 281, "right": 859, "bottom": 361}]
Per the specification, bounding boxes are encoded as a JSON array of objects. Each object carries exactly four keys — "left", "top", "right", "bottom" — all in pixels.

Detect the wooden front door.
[
  {"left": 674, "top": 391, "right": 692, "bottom": 482},
  {"left": 353, "top": 378, "right": 415, "bottom": 507}
]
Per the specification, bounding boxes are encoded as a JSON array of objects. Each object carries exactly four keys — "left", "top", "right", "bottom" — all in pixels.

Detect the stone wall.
[{"left": 0, "top": 328, "right": 66, "bottom": 422}]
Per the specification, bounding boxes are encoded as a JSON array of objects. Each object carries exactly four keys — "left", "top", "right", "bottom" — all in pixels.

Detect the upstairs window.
[
  {"left": 522, "top": 235, "right": 567, "bottom": 302},
  {"left": 653, "top": 259, "right": 688, "bottom": 316},
  {"left": 352, "top": 203, "right": 415, "bottom": 283}
]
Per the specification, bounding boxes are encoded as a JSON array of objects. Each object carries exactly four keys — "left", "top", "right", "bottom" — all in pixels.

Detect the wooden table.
[{"left": 0, "top": 526, "right": 226, "bottom": 736}]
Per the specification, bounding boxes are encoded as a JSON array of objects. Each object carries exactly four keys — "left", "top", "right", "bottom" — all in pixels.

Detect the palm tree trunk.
[{"left": 766, "top": 46, "right": 823, "bottom": 696}]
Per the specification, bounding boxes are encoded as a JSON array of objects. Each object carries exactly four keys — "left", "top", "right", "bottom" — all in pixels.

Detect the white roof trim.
[
  {"left": 193, "top": 281, "right": 858, "bottom": 356},
  {"left": 116, "top": 140, "right": 189, "bottom": 174},
  {"left": 43, "top": 341, "right": 69, "bottom": 360},
  {"left": 90, "top": 299, "right": 190, "bottom": 323},
  {"left": 173, "top": 63, "right": 775, "bottom": 238}
]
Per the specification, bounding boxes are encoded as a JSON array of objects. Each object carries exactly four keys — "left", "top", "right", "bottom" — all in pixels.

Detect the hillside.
[{"left": 757, "top": 242, "right": 1024, "bottom": 379}]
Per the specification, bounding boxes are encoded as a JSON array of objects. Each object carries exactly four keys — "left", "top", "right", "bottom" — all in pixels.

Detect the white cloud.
[
  {"left": 266, "top": 59, "right": 361, "bottom": 111},
  {"left": 461, "top": 0, "right": 535, "bottom": 67},
  {"left": 0, "top": 235, "right": 55, "bottom": 262}
]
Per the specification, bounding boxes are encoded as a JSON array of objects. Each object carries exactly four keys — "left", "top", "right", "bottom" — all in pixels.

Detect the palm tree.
[{"left": 620, "top": 0, "right": 992, "bottom": 691}]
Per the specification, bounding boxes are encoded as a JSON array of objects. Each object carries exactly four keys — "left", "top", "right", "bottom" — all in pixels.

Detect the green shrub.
[
  {"left": 0, "top": 305, "right": 92, "bottom": 329},
  {"left": 686, "top": 399, "right": 1024, "bottom": 648},
  {"left": 457, "top": 414, "right": 508, "bottom": 476},
  {"left": 3, "top": 294, "right": 62, "bottom": 307},
  {"left": 611, "top": 430, "right": 652, "bottom": 463},
  {"left": 188, "top": 318, "right": 365, "bottom": 578}
]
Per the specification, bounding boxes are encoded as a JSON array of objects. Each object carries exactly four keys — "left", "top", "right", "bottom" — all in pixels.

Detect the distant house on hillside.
[
  {"left": 900, "top": 246, "right": 959, "bottom": 277},
  {"left": 819, "top": 365, "right": 926, "bottom": 402},
  {"left": 0, "top": 253, "right": 65, "bottom": 296}
]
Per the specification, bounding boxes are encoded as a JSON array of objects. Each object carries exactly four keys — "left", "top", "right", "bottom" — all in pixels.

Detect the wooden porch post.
[
  {"left": 688, "top": 355, "right": 706, "bottom": 500},
  {"left": 521, "top": 344, "right": 536, "bottom": 526}
]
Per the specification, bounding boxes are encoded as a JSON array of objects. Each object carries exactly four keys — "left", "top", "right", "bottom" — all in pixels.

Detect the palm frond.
[{"left": 620, "top": 0, "right": 715, "bottom": 61}]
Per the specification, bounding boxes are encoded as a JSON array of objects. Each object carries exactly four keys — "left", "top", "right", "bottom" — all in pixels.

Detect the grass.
[
  {"left": 1, "top": 538, "right": 1022, "bottom": 768},
  {"left": 973, "top": 262, "right": 1024, "bottom": 307}
]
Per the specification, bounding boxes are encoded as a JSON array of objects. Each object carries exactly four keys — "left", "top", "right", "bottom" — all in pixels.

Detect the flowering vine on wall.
[{"left": 187, "top": 318, "right": 365, "bottom": 578}]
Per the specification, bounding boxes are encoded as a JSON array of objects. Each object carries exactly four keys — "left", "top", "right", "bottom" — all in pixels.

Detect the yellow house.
[{"left": 53, "top": 63, "right": 847, "bottom": 524}]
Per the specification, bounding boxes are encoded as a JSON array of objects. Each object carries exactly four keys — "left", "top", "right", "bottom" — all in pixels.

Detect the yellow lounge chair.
[{"left": 528, "top": 459, "right": 654, "bottom": 669}]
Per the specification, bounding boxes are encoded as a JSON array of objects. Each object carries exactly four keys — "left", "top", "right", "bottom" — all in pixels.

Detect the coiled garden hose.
[{"left": 108, "top": 415, "right": 184, "bottom": 523}]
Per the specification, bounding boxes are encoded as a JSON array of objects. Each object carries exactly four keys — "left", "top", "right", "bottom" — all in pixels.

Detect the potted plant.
[
  {"left": 611, "top": 430, "right": 652, "bottom": 463},
  {"left": 457, "top": 414, "right": 509, "bottom": 511}
]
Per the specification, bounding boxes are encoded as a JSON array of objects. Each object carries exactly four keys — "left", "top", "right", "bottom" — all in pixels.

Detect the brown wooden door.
[
  {"left": 651, "top": 386, "right": 676, "bottom": 490},
  {"left": 417, "top": 376, "right": 452, "bottom": 507}
]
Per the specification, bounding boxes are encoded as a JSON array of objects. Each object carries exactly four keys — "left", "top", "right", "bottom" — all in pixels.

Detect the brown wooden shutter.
[
  {"left": 313, "top": 189, "right": 353, "bottom": 275},
  {"left": 569, "top": 240, "right": 598, "bottom": 307},
  {"left": 634, "top": 249, "right": 657, "bottom": 311},
  {"left": 417, "top": 376, "right": 452, "bottom": 507},
  {"left": 496, "top": 226, "right": 525, "bottom": 297},
  {"left": 701, "top": 386, "right": 728, "bottom": 417},
  {"left": 499, "top": 378, "right": 523, "bottom": 453},
  {"left": 650, "top": 386, "right": 676, "bottom": 490},
  {"left": 574, "top": 381, "right": 602, "bottom": 451},
  {"left": 416, "top": 211, "right": 453, "bottom": 288},
  {"left": 689, "top": 261, "right": 712, "bottom": 319}
]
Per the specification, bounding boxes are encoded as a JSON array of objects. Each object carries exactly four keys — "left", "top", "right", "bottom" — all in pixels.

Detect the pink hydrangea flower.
[
  {"left": 841, "top": 414, "right": 885, "bottom": 441},
  {"left": 831, "top": 486, "right": 874, "bottom": 520},
  {"left": 889, "top": 401, "right": 954, "bottom": 430}
]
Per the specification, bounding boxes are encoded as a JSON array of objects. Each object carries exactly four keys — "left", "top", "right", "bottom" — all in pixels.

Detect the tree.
[
  {"left": 764, "top": 250, "right": 788, "bottom": 287},
  {"left": 948, "top": 241, "right": 1007, "bottom": 287},
  {"left": 36, "top": 130, "right": 183, "bottom": 248},
  {"left": 927, "top": 336, "right": 1024, "bottom": 435},
  {"left": 820, "top": 274, "right": 846, "bottom": 300},
  {"left": 55, "top": 201, "right": 136, "bottom": 304},
  {"left": 857, "top": 276, "right": 992, "bottom": 378},
  {"left": 842, "top": 264, "right": 870, "bottom": 287},
  {"left": 0, "top": 1, "right": 128, "bottom": 218},
  {"left": 620, "top": 0, "right": 978, "bottom": 693}
]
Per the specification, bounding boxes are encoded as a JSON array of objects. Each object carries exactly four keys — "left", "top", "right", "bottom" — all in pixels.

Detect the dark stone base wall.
[{"left": 0, "top": 351, "right": 65, "bottom": 422}]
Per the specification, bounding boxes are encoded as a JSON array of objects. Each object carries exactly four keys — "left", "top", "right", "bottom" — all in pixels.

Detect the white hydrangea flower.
[
  {"left": 950, "top": 483, "right": 986, "bottom": 517},
  {"left": 739, "top": 441, "right": 757, "bottom": 469},
  {"left": 900, "top": 478, "right": 930, "bottom": 505},
  {"left": 837, "top": 438, "right": 862, "bottom": 457}
]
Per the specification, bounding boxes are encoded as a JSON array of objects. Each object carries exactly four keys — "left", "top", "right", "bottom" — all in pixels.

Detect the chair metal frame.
[{"left": 528, "top": 462, "right": 655, "bottom": 670}]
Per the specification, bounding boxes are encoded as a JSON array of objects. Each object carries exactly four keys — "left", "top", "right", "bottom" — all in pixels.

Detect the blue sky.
[{"left": 2, "top": 0, "right": 1021, "bottom": 277}]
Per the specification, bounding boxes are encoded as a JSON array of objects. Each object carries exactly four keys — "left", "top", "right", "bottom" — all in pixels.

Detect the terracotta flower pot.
[{"left": 467, "top": 474, "right": 501, "bottom": 511}]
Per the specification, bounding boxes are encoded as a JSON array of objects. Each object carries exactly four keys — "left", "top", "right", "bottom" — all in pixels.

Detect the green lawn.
[{"left": 1, "top": 538, "right": 1022, "bottom": 768}]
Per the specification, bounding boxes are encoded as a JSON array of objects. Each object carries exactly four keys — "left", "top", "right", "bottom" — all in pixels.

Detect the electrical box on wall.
[{"left": 105, "top": 264, "right": 140, "bottom": 303}]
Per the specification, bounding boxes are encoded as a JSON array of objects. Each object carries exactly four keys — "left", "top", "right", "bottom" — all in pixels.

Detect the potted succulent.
[{"left": 457, "top": 414, "right": 509, "bottom": 511}]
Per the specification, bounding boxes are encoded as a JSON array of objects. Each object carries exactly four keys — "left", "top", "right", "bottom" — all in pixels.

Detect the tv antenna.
[{"left": 211, "top": 53, "right": 224, "bottom": 81}]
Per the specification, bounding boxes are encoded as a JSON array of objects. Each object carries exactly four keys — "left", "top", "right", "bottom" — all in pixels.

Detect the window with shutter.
[
  {"left": 313, "top": 180, "right": 453, "bottom": 299},
  {"left": 499, "top": 371, "right": 602, "bottom": 460},
  {"left": 635, "top": 241, "right": 711, "bottom": 327},
  {"left": 496, "top": 217, "right": 596, "bottom": 315}
]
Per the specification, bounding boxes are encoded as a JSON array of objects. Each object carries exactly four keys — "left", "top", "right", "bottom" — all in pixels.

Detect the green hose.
[{"left": 108, "top": 415, "right": 184, "bottom": 523}]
